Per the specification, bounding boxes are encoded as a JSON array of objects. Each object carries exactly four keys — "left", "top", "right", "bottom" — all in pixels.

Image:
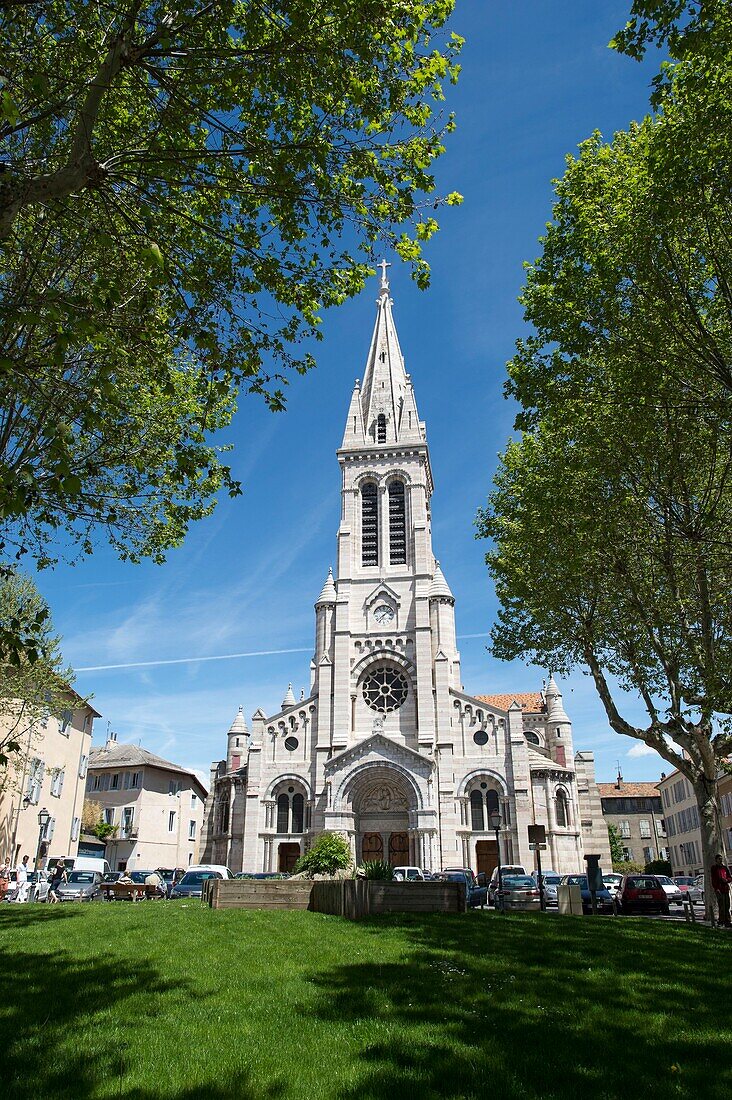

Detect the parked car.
[
  {"left": 157, "top": 868, "right": 185, "bottom": 897},
  {"left": 488, "top": 865, "right": 526, "bottom": 906},
  {"left": 435, "top": 870, "right": 488, "bottom": 909},
  {"left": 690, "top": 874, "right": 705, "bottom": 905},
  {"left": 4, "top": 869, "right": 50, "bottom": 902},
  {"left": 392, "top": 866, "right": 426, "bottom": 881},
  {"left": 170, "top": 869, "right": 227, "bottom": 899},
  {"left": 560, "top": 874, "right": 615, "bottom": 914},
  {"left": 496, "top": 874, "right": 541, "bottom": 911},
  {"left": 602, "top": 873, "right": 623, "bottom": 899},
  {"left": 673, "top": 875, "right": 696, "bottom": 898},
  {"left": 124, "top": 870, "right": 166, "bottom": 898},
  {"left": 616, "top": 874, "right": 669, "bottom": 915},
  {"left": 56, "top": 870, "right": 104, "bottom": 902},
  {"left": 655, "top": 875, "right": 685, "bottom": 907},
  {"left": 536, "top": 872, "right": 562, "bottom": 906}
]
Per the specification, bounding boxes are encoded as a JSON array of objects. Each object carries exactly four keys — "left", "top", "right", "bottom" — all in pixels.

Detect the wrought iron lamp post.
[
  {"left": 488, "top": 809, "right": 503, "bottom": 912},
  {"left": 33, "top": 807, "right": 50, "bottom": 900}
]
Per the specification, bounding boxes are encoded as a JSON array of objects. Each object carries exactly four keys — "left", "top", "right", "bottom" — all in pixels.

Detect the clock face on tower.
[{"left": 373, "top": 604, "right": 395, "bottom": 625}]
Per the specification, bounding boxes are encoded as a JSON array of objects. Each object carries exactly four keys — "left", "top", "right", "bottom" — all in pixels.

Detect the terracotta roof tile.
[
  {"left": 597, "top": 782, "right": 661, "bottom": 798},
  {"left": 474, "top": 692, "right": 545, "bottom": 714}
]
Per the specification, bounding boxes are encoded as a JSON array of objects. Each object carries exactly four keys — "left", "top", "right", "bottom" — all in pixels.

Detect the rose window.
[{"left": 362, "top": 666, "right": 408, "bottom": 712}]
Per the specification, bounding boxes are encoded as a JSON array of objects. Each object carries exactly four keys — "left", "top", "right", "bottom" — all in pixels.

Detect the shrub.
[
  {"left": 361, "top": 860, "right": 395, "bottom": 880},
  {"left": 612, "top": 860, "right": 645, "bottom": 875},
  {"left": 295, "top": 832, "right": 352, "bottom": 877},
  {"left": 645, "top": 859, "right": 673, "bottom": 876}
]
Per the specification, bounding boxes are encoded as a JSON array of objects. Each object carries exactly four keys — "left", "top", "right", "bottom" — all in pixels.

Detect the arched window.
[
  {"left": 525, "top": 730, "right": 540, "bottom": 746},
  {"left": 276, "top": 788, "right": 306, "bottom": 834},
  {"left": 470, "top": 789, "right": 484, "bottom": 831},
  {"left": 292, "top": 793, "right": 304, "bottom": 833},
  {"left": 216, "top": 794, "right": 230, "bottom": 834},
  {"left": 388, "top": 480, "right": 406, "bottom": 564},
  {"left": 376, "top": 414, "right": 386, "bottom": 443},
  {"left": 486, "top": 789, "right": 499, "bottom": 818},
  {"left": 555, "top": 788, "right": 569, "bottom": 828},
  {"left": 361, "top": 482, "right": 379, "bottom": 566}
]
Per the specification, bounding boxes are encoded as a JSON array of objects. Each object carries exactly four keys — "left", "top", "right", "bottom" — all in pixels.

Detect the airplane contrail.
[
  {"left": 76, "top": 646, "right": 313, "bottom": 672},
  {"left": 76, "top": 633, "right": 492, "bottom": 673}
]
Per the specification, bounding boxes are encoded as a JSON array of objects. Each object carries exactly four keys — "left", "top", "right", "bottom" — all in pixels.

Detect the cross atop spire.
[{"left": 378, "top": 258, "right": 391, "bottom": 293}]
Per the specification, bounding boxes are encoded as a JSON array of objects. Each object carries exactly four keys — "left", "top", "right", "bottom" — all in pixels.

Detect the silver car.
[{"left": 56, "top": 870, "right": 103, "bottom": 902}]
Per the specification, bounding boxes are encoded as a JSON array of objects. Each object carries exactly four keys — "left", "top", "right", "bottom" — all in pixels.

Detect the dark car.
[
  {"left": 435, "top": 870, "right": 488, "bottom": 909},
  {"left": 617, "top": 874, "right": 669, "bottom": 915},
  {"left": 560, "top": 874, "right": 615, "bottom": 914},
  {"left": 170, "top": 870, "right": 225, "bottom": 899},
  {"left": 157, "top": 868, "right": 186, "bottom": 897},
  {"left": 56, "top": 870, "right": 103, "bottom": 902}
]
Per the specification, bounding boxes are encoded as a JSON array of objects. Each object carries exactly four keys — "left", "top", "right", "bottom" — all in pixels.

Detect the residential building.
[
  {"left": 86, "top": 736, "right": 207, "bottom": 871},
  {"left": 659, "top": 767, "right": 732, "bottom": 877},
  {"left": 200, "top": 270, "right": 611, "bottom": 877},
  {"left": 598, "top": 773, "right": 668, "bottom": 866},
  {"left": 0, "top": 691, "right": 98, "bottom": 867}
]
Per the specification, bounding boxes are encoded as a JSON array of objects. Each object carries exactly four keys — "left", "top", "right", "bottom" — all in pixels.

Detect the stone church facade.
[{"left": 200, "top": 270, "right": 611, "bottom": 877}]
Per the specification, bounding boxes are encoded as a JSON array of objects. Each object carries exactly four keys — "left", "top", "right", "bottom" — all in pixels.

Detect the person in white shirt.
[{"left": 15, "top": 855, "right": 30, "bottom": 903}]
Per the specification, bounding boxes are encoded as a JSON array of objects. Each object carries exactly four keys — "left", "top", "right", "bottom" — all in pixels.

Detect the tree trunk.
[{"left": 692, "top": 775, "right": 722, "bottom": 924}]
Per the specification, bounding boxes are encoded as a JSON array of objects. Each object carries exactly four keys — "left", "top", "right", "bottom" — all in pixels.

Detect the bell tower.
[{"left": 312, "top": 266, "right": 460, "bottom": 763}]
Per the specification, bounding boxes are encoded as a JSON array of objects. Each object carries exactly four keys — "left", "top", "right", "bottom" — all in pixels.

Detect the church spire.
[{"left": 341, "top": 264, "right": 424, "bottom": 450}]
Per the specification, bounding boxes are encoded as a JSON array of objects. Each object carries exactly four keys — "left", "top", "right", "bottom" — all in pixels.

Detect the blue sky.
[{"left": 37, "top": 3, "right": 668, "bottom": 788}]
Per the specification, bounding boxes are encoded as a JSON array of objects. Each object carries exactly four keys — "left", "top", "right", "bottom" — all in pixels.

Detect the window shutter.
[
  {"left": 36, "top": 761, "right": 46, "bottom": 802},
  {"left": 47, "top": 817, "right": 55, "bottom": 843},
  {"left": 58, "top": 770, "right": 65, "bottom": 797},
  {"left": 79, "top": 755, "right": 88, "bottom": 778},
  {"left": 71, "top": 817, "right": 80, "bottom": 841}
]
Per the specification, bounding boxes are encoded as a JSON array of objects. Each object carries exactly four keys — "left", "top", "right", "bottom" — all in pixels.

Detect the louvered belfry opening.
[
  {"left": 361, "top": 481, "right": 379, "bottom": 566},
  {"left": 376, "top": 414, "right": 387, "bottom": 442},
  {"left": 388, "top": 480, "right": 406, "bottom": 564}
]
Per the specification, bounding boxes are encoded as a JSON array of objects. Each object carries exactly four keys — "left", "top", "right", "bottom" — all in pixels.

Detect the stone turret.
[
  {"left": 544, "top": 674, "right": 574, "bottom": 766},
  {"left": 227, "top": 706, "right": 248, "bottom": 771}
]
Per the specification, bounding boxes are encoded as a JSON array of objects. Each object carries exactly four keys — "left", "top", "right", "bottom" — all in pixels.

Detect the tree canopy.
[
  {"left": 479, "top": 47, "right": 732, "bottom": 907},
  {"left": 0, "top": 1, "right": 462, "bottom": 568},
  {"left": 0, "top": 568, "right": 74, "bottom": 767}
]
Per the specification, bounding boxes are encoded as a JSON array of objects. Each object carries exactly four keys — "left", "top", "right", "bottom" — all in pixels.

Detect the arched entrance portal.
[{"left": 351, "top": 767, "right": 416, "bottom": 866}]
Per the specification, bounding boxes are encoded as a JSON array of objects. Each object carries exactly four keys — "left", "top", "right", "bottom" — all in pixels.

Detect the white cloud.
[{"left": 627, "top": 742, "right": 659, "bottom": 758}]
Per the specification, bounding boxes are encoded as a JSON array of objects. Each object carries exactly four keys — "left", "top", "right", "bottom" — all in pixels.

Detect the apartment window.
[
  {"left": 104, "top": 808, "right": 115, "bottom": 826},
  {"left": 110, "top": 773, "right": 120, "bottom": 790},
  {"left": 622, "top": 846, "right": 634, "bottom": 862},
  {"left": 122, "top": 807, "right": 134, "bottom": 836},
  {"left": 388, "top": 480, "right": 406, "bottom": 565},
  {"left": 656, "top": 818, "right": 666, "bottom": 837},
  {"left": 25, "top": 758, "right": 44, "bottom": 804},
  {"left": 169, "top": 780, "right": 182, "bottom": 796},
  {"left": 361, "top": 482, "right": 379, "bottom": 566},
  {"left": 639, "top": 819, "right": 651, "bottom": 839},
  {"left": 168, "top": 811, "right": 176, "bottom": 832},
  {"left": 189, "top": 820, "right": 196, "bottom": 841},
  {"left": 79, "top": 755, "right": 88, "bottom": 779},
  {"left": 60, "top": 709, "right": 73, "bottom": 734},
  {"left": 130, "top": 772, "right": 141, "bottom": 789},
  {"left": 91, "top": 774, "right": 102, "bottom": 791},
  {"left": 71, "top": 817, "right": 80, "bottom": 841},
  {"left": 643, "top": 846, "right": 654, "bottom": 863},
  {"left": 50, "top": 769, "right": 65, "bottom": 798},
  {"left": 191, "top": 793, "right": 197, "bottom": 806},
  {"left": 618, "top": 820, "right": 631, "bottom": 839}
]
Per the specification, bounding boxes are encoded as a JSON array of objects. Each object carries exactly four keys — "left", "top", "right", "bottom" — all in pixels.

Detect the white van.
[
  {"left": 187, "top": 864, "right": 232, "bottom": 878},
  {"left": 73, "top": 856, "right": 111, "bottom": 875},
  {"left": 392, "top": 866, "right": 426, "bottom": 881}
]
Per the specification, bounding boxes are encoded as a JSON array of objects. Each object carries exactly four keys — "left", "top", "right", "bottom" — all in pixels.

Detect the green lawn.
[{"left": 1, "top": 904, "right": 730, "bottom": 1099}]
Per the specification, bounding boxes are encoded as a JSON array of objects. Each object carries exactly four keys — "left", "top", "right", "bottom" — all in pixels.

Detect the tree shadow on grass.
[
  {"left": 0, "top": 909, "right": 287, "bottom": 1100},
  {"left": 304, "top": 912, "right": 732, "bottom": 1100}
]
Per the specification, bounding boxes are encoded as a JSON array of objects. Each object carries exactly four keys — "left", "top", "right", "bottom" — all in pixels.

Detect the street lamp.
[
  {"left": 488, "top": 809, "right": 503, "bottom": 912},
  {"left": 33, "top": 807, "right": 50, "bottom": 899}
]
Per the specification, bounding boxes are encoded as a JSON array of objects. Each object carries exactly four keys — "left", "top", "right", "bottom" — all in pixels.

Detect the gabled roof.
[
  {"left": 597, "top": 782, "right": 662, "bottom": 799},
  {"left": 88, "top": 743, "right": 207, "bottom": 797},
  {"left": 474, "top": 692, "right": 545, "bottom": 714}
]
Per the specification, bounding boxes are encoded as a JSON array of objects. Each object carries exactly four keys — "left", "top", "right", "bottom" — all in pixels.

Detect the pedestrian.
[
  {"left": 0, "top": 861, "right": 9, "bottom": 902},
  {"left": 711, "top": 853, "right": 732, "bottom": 927},
  {"left": 47, "top": 860, "right": 67, "bottom": 903},
  {"left": 15, "top": 855, "right": 30, "bottom": 903}
]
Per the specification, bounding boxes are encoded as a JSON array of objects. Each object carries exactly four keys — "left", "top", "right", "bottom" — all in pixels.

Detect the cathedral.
[{"left": 200, "top": 268, "right": 611, "bottom": 877}]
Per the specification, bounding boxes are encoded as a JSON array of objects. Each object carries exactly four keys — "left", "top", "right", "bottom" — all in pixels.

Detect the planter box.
[{"left": 208, "top": 878, "right": 465, "bottom": 918}]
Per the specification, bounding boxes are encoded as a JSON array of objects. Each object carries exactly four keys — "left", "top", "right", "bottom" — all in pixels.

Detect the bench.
[{"left": 104, "top": 882, "right": 163, "bottom": 901}]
